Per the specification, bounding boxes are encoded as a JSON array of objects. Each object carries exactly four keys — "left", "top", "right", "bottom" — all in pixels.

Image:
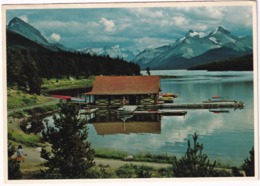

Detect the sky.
[{"left": 5, "top": 4, "right": 254, "bottom": 51}]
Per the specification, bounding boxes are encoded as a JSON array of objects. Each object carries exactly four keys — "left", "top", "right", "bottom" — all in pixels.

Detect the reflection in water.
[
  {"left": 86, "top": 71, "right": 254, "bottom": 166},
  {"left": 35, "top": 71, "right": 254, "bottom": 167},
  {"left": 89, "top": 109, "right": 162, "bottom": 135}
]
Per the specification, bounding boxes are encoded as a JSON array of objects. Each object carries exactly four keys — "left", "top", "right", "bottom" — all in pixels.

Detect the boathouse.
[{"left": 85, "top": 76, "right": 160, "bottom": 107}]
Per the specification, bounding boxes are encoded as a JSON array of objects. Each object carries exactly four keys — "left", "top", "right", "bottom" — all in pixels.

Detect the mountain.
[
  {"left": 7, "top": 17, "right": 138, "bottom": 62},
  {"left": 7, "top": 17, "right": 50, "bottom": 46},
  {"left": 134, "top": 26, "right": 253, "bottom": 70},
  {"left": 6, "top": 17, "right": 71, "bottom": 52},
  {"left": 79, "top": 45, "right": 139, "bottom": 62}
]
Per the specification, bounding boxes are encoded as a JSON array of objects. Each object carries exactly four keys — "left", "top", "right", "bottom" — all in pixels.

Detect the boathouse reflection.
[{"left": 88, "top": 109, "right": 162, "bottom": 135}]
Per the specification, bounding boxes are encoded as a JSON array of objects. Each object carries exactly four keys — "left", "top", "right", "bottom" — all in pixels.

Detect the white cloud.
[
  {"left": 130, "top": 8, "right": 164, "bottom": 18},
  {"left": 19, "top": 15, "right": 28, "bottom": 23},
  {"left": 193, "top": 7, "right": 224, "bottom": 20},
  {"left": 99, "top": 17, "right": 115, "bottom": 32},
  {"left": 134, "top": 37, "right": 173, "bottom": 50},
  {"left": 173, "top": 16, "right": 189, "bottom": 27},
  {"left": 49, "top": 33, "right": 61, "bottom": 42}
]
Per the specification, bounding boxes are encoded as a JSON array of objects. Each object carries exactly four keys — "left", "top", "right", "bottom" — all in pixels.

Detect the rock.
[{"left": 123, "top": 155, "right": 134, "bottom": 161}]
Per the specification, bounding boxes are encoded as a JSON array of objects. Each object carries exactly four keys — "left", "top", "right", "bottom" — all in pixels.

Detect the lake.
[
  {"left": 87, "top": 70, "right": 255, "bottom": 166},
  {"left": 44, "top": 70, "right": 255, "bottom": 166}
]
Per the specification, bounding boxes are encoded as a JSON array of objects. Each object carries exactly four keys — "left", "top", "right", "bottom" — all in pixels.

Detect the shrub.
[{"left": 242, "top": 147, "right": 255, "bottom": 176}]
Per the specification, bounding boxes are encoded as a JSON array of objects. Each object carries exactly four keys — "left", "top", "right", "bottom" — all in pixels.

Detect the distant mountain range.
[
  {"left": 133, "top": 27, "right": 253, "bottom": 69},
  {"left": 6, "top": 17, "right": 139, "bottom": 62},
  {"left": 6, "top": 17, "right": 253, "bottom": 70},
  {"left": 79, "top": 45, "right": 140, "bottom": 62}
]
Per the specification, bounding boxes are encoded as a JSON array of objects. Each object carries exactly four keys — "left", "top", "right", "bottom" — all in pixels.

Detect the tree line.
[
  {"left": 189, "top": 54, "right": 253, "bottom": 71},
  {"left": 7, "top": 47, "right": 141, "bottom": 94}
]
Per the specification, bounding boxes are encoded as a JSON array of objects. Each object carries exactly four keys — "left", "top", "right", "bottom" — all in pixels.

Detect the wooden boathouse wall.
[{"left": 93, "top": 94, "right": 157, "bottom": 107}]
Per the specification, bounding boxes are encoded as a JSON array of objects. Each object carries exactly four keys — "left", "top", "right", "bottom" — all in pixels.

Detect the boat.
[
  {"left": 71, "top": 97, "right": 86, "bottom": 102},
  {"left": 159, "top": 92, "right": 177, "bottom": 103},
  {"left": 203, "top": 96, "right": 237, "bottom": 103},
  {"left": 51, "top": 95, "right": 72, "bottom": 100},
  {"left": 160, "top": 96, "right": 174, "bottom": 103},
  {"left": 209, "top": 109, "right": 230, "bottom": 113},
  {"left": 212, "top": 95, "right": 221, "bottom": 99},
  {"left": 161, "top": 93, "right": 178, "bottom": 98},
  {"left": 203, "top": 99, "right": 237, "bottom": 103},
  {"left": 52, "top": 95, "right": 86, "bottom": 102}
]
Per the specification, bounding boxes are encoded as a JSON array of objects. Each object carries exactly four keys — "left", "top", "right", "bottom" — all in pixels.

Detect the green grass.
[
  {"left": 8, "top": 128, "right": 42, "bottom": 147},
  {"left": 94, "top": 148, "right": 175, "bottom": 163},
  {"left": 95, "top": 148, "right": 129, "bottom": 160},
  {"left": 7, "top": 88, "right": 54, "bottom": 109},
  {"left": 41, "top": 76, "right": 94, "bottom": 91}
]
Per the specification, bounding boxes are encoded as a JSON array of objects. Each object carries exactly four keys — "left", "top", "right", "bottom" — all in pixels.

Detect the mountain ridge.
[
  {"left": 134, "top": 26, "right": 253, "bottom": 70},
  {"left": 6, "top": 17, "right": 253, "bottom": 70}
]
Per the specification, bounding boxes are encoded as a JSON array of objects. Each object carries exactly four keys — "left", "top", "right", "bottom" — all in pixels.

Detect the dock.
[
  {"left": 117, "top": 106, "right": 187, "bottom": 116},
  {"left": 156, "top": 101, "right": 244, "bottom": 109},
  {"left": 133, "top": 110, "right": 187, "bottom": 116}
]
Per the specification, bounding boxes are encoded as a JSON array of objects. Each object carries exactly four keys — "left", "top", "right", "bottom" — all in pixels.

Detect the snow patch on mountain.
[
  {"left": 79, "top": 45, "right": 139, "bottom": 61},
  {"left": 134, "top": 26, "right": 252, "bottom": 69}
]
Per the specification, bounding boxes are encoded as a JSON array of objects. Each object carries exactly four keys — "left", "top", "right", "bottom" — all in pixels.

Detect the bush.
[
  {"left": 116, "top": 164, "right": 154, "bottom": 178},
  {"left": 9, "top": 111, "right": 26, "bottom": 118},
  {"left": 116, "top": 164, "right": 136, "bottom": 178},
  {"left": 157, "top": 167, "right": 173, "bottom": 177}
]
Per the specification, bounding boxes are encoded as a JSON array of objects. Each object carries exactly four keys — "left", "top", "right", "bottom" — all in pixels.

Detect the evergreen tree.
[
  {"left": 242, "top": 147, "right": 255, "bottom": 176},
  {"left": 8, "top": 141, "right": 22, "bottom": 179},
  {"left": 172, "top": 133, "right": 217, "bottom": 177},
  {"left": 21, "top": 51, "right": 42, "bottom": 94},
  {"left": 41, "top": 101, "right": 95, "bottom": 179}
]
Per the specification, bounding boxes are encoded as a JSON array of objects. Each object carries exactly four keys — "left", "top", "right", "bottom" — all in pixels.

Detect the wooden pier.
[
  {"left": 133, "top": 110, "right": 187, "bottom": 116},
  {"left": 156, "top": 101, "right": 244, "bottom": 109}
]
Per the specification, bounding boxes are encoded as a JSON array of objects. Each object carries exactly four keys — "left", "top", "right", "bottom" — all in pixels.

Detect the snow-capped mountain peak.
[
  {"left": 208, "top": 26, "right": 236, "bottom": 44},
  {"left": 7, "top": 17, "right": 50, "bottom": 46},
  {"left": 134, "top": 26, "right": 252, "bottom": 69}
]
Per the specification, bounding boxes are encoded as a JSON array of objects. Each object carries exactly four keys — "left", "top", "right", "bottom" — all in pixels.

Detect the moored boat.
[{"left": 209, "top": 109, "right": 230, "bottom": 113}]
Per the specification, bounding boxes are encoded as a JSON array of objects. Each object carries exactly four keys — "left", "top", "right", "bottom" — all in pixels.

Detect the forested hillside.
[
  {"left": 7, "top": 46, "right": 140, "bottom": 94},
  {"left": 188, "top": 54, "right": 253, "bottom": 71}
]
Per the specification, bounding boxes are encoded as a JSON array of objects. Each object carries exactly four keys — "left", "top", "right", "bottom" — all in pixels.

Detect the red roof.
[{"left": 86, "top": 76, "right": 160, "bottom": 95}]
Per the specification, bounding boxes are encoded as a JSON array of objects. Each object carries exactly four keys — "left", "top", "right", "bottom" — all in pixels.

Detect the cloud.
[
  {"left": 19, "top": 15, "right": 28, "bottom": 23},
  {"left": 7, "top": 5, "right": 252, "bottom": 50},
  {"left": 49, "top": 33, "right": 61, "bottom": 42},
  {"left": 131, "top": 8, "right": 164, "bottom": 18},
  {"left": 192, "top": 7, "right": 225, "bottom": 20},
  {"left": 99, "top": 17, "right": 116, "bottom": 32},
  {"left": 172, "top": 16, "right": 189, "bottom": 27}
]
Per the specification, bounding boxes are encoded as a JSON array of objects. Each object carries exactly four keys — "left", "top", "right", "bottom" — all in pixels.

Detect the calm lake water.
[
  {"left": 87, "top": 70, "right": 255, "bottom": 166},
  {"left": 44, "top": 70, "right": 255, "bottom": 166}
]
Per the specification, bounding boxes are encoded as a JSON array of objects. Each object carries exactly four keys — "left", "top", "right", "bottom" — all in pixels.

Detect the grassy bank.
[
  {"left": 41, "top": 76, "right": 94, "bottom": 91},
  {"left": 7, "top": 88, "right": 54, "bottom": 110},
  {"left": 95, "top": 148, "right": 175, "bottom": 164}
]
